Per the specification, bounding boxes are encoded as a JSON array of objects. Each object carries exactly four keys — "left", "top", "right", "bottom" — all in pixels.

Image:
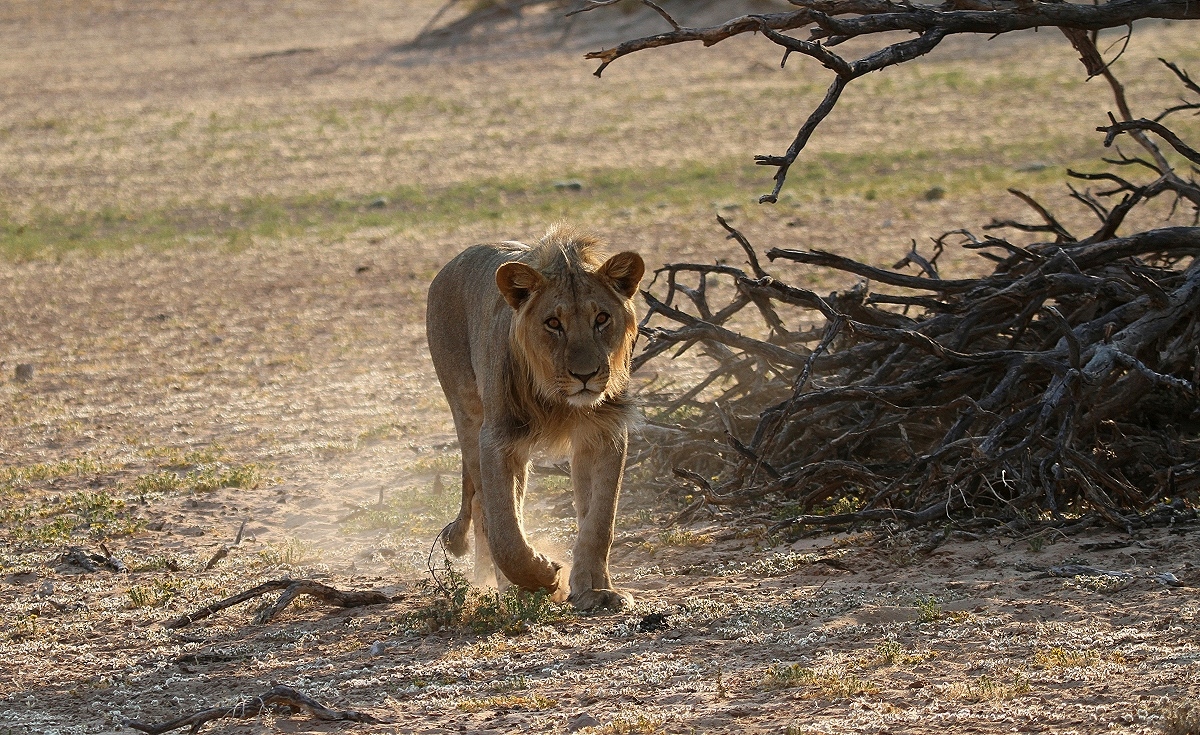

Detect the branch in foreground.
[
  {"left": 124, "top": 684, "right": 381, "bottom": 734},
  {"left": 162, "top": 579, "right": 393, "bottom": 629}
]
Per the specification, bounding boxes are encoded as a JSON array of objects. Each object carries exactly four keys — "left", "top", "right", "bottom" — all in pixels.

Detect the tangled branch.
[{"left": 631, "top": 64, "right": 1200, "bottom": 532}]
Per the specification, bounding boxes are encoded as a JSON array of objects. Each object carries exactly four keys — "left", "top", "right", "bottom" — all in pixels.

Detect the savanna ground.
[{"left": 2, "top": 1, "right": 1200, "bottom": 733}]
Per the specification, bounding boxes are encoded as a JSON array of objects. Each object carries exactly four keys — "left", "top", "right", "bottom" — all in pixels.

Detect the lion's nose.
[{"left": 570, "top": 369, "right": 599, "bottom": 385}]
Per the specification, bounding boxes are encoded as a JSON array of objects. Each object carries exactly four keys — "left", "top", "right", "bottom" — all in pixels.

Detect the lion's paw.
[
  {"left": 569, "top": 588, "right": 634, "bottom": 612},
  {"left": 439, "top": 519, "right": 470, "bottom": 557}
]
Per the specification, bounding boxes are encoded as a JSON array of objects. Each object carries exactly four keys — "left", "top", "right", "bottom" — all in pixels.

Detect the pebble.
[{"left": 568, "top": 713, "right": 600, "bottom": 732}]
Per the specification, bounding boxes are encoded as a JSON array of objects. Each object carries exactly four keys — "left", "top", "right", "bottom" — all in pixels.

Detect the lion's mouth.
[{"left": 566, "top": 386, "right": 604, "bottom": 407}]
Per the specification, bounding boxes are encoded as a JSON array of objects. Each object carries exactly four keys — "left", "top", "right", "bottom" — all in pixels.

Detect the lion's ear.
[
  {"left": 496, "top": 262, "right": 544, "bottom": 310},
  {"left": 598, "top": 251, "right": 644, "bottom": 300}
]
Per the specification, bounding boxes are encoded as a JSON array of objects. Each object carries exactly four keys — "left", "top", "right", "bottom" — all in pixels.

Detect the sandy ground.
[
  {"left": 2, "top": 219, "right": 1199, "bottom": 735},
  {"left": 2, "top": 2, "right": 1200, "bottom": 734}
]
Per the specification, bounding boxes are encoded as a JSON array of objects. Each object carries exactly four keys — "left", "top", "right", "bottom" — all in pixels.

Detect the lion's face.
[{"left": 497, "top": 250, "right": 644, "bottom": 409}]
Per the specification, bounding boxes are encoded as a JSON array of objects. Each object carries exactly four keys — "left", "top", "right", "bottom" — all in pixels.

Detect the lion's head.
[{"left": 495, "top": 225, "right": 644, "bottom": 409}]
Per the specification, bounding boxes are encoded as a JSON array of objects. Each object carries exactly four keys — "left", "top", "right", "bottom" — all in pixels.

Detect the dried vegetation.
[{"left": 597, "top": 0, "right": 1200, "bottom": 536}]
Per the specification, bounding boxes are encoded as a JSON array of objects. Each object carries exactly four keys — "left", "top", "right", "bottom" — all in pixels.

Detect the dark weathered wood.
[
  {"left": 560, "top": 2, "right": 1200, "bottom": 531},
  {"left": 162, "top": 580, "right": 392, "bottom": 629},
  {"left": 124, "top": 684, "right": 380, "bottom": 734},
  {"left": 634, "top": 209, "right": 1200, "bottom": 530}
]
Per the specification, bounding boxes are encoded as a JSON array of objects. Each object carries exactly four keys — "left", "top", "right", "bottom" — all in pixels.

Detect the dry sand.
[{"left": 2, "top": 2, "right": 1199, "bottom": 733}]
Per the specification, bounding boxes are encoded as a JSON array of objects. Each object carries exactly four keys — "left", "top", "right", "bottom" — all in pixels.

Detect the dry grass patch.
[
  {"left": 401, "top": 568, "right": 573, "bottom": 635},
  {"left": 456, "top": 692, "right": 557, "bottom": 712},
  {"left": 1161, "top": 701, "right": 1200, "bottom": 735},
  {"left": 581, "top": 712, "right": 669, "bottom": 735},
  {"left": 1030, "top": 646, "right": 1122, "bottom": 669},
  {"left": 762, "top": 663, "right": 879, "bottom": 697},
  {"left": 943, "top": 672, "right": 1032, "bottom": 702},
  {"left": 869, "top": 639, "right": 935, "bottom": 667}
]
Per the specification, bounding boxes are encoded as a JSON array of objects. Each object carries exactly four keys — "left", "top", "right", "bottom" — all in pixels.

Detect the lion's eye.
[
  {"left": 595, "top": 312, "right": 610, "bottom": 327},
  {"left": 545, "top": 317, "right": 562, "bottom": 331}
]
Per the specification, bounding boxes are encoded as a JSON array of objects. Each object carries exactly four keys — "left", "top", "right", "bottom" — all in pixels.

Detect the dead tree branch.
[
  {"left": 124, "top": 684, "right": 380, "bottom": 734},
  {"left": 582, "top": 0, "right": 1200, "bottom": 201},
  {"left": 1100, "top": 117, "right": 1200, "bottom": 166},
  {"left": 162, "top": 580, "right": 392, "bottom": 629}
]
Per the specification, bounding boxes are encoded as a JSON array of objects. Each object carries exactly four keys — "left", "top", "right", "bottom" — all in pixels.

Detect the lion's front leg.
[
  {"left": 477, "top": 425, "right": 566, "bottom": 599},
  {"left": 568, "top": 429, "right": 634, "bottom": 612}
]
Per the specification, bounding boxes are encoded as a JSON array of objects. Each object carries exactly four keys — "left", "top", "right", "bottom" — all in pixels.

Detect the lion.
[{"left": 425, "top": 224, "right": 644, "bottom": 611}]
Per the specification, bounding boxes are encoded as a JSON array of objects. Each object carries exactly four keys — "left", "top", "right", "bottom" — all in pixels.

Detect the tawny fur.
[{"left": 426, "top": 224, "right": 644, "bottom": 610}]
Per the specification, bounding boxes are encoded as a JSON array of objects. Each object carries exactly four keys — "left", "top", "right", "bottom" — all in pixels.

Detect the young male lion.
[{"left": 426, "top": 224, "right": 644, "bottom": 611}]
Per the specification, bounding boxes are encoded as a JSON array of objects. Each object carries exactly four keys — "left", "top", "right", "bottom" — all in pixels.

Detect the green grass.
[
  {"left": 131, "top": 463, "right": 266, "bottom": 495},
  {"left": 0, "top": 146, "right": 1075, "bottom": 260},
  {"left": 127, "top": 578, "right": 188, "bottom": 608},
  {"left": 456, "top": 693, "right": 558, "bottom": 713},
  {"left": 0, "top": 457, "right": 117, "bottom": 492},
  {"left": 8, "top": 490, "right": 144, "bottom": 543},
  {"left": 340, "top": 471, "right": 460, "bottom": 537},
  {"left": 0, "top": 445, "right": 271, "bottom": 545},
  {"left": 259, "top": 537, "right": 322, "bottom": 567}
]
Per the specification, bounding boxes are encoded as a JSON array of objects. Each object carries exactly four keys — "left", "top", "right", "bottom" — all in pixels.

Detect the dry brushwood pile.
[
  {"left": 554, "top": 0, "right": 1200, "bottom": 533},
  {"left": 632, "top": 88, "right": 1200, "bottom": 534}
]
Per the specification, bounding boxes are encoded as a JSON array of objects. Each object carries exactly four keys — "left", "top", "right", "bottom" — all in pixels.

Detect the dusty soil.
[{"left": 2, "top": 2, "right": 1200, "bottom": 734}]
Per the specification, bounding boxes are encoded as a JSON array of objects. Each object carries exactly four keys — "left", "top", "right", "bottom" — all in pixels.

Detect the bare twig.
[{"left": 204, "top": 520, "right": 249, "bottom": 570}]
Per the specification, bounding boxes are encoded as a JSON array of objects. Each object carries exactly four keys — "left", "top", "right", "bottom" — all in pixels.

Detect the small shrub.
[
  {"left": 916, "top": 596, "right": 943, "bottom": 623},
  {"left": 871, "top": 639, "right": 935, "bottom": 666},
  {"left": 127, "top": 578, "right": 186, "bottom": 608},
  {"left": 404, "top": 566, "right": 571, "bottom": 635}
]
